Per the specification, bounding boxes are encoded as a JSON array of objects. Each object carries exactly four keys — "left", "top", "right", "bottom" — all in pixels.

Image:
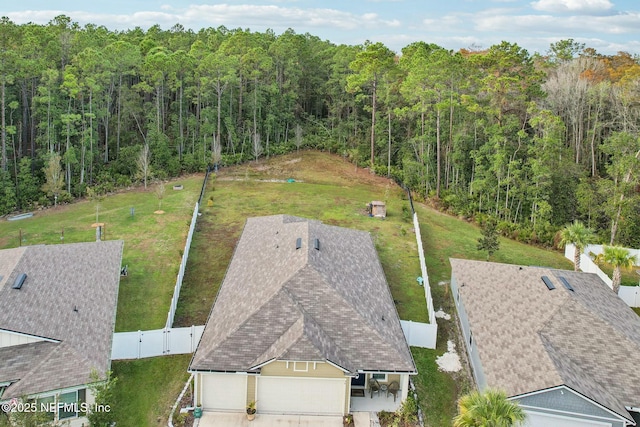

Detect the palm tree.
[
  {"left": 595, "top": 245, "right": 637, "bottom": 295},
  {"left": 453, "top": 388, "right": 526, "bottom": 427},
  {"left": 559, "top": 220, "right": 596, "bottom": 271}
]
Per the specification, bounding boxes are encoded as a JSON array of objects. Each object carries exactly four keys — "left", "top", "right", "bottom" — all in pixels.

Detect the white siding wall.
[{"left": 0, "top": 330, "right": 44, "bottom": 348}]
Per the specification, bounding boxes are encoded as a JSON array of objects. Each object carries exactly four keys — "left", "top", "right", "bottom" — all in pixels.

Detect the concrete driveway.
[{"left": 195, "top": 412, "right": 344, "bottom": 427}]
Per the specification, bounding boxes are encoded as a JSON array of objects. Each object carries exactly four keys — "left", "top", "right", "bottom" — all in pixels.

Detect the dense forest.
[{"left": 0, "top": 16, "right": 638, "bottom": 246}]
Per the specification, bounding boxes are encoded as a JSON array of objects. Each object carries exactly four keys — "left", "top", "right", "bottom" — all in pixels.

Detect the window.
[
  {"left": 371, "top": 373, "right": 387, "bottom": 382},
  {"left": 36, "top": 395, "right": 55, "bottom": 421},
  {"left": 58, "top": 389, "right": 86, "bottom": 420}
]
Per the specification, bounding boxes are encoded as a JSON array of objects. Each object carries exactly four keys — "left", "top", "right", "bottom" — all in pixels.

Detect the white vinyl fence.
[
  {"left": 564, "top": 244, "right": 614, "bottom": 289},
  {"left": 564, "top": 243, "right": 640, "bottom": 307},
  {"left": 619, "top": 286, "right": 640, "bottom": 307},
  {"left": 166, "top": 202, "right": 199, "bottom": 329},
  {"left": 409, "top": 212, "right": 437, "bottom": 349},
  {"left": 401, "top": 320, "right": 434, "bottom": 348},
  {"left": 112, "top": 325, "right": 205, "bottom": 360}
]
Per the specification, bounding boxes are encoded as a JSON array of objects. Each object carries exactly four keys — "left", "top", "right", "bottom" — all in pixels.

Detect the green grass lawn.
[{"left": 110, "top": 355, "right": 191, "bottom": 427}]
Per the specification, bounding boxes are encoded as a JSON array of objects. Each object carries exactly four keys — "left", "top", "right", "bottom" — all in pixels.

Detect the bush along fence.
[
  {"left": 405, "top": 187, "right": 437, "bottom": 349},
  {"left": 564, "top": 243, "right": 640, "bottom": 307}
]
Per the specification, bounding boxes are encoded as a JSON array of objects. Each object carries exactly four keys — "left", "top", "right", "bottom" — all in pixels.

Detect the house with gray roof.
[
  {"left": 0, "top": 241, "right": 124, "bottom": 426},
  {"left": 189, "top": 215, "right": 416, "bottom": 416},
  {"left": 450, "top": 258, "right": 640, "bottom": 427}
]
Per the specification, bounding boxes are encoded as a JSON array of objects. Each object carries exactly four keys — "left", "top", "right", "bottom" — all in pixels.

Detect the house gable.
[
  {"left": 260, "top": 360, "right": 346, "bottom": 379},
  {"left": 512, "top": 386, "right": 629, "bottom": 426},
  {"left": 0, "top": 329, "right": 55, "bottom": 348}
]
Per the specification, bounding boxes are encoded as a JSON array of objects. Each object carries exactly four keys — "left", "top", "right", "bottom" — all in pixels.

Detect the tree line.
[{"left": 0, "top": 16, "right": 638, "bottom": 247}]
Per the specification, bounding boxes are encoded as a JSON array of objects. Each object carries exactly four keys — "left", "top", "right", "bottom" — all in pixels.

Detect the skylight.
[
  {"left": 12, "top": 273, "right": 27, "bottom": 290},
  {"left": 541, "top": 276, "right": 555, "bottom": 291},
  {"left": 558, "top": 277, "right": 575, "bottom": 292}
]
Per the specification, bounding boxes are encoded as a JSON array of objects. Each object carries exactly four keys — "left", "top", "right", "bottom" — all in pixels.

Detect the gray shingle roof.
[
  {"left": 190, "top": 215, "right": 416, "bottom": 374},
  {"left": 0, "top": 241, "right": 123, "bottom": 398},
  {"left": 450, "top": 258, "right": 640, "bottom": 423}
]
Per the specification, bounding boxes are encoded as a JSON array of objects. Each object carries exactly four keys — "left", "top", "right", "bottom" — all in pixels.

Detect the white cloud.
[
  {"left": 474, "top": 11, "right": 640, "bottom": 35},
  {"left": 6, "top": 4, "right": 402, "bottom": 32},
  {"left": 531, "top": 0, "right": 614, "bottom": 14}
]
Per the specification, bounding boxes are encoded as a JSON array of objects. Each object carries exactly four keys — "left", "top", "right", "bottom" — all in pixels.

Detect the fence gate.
[{"left": 112, "top": 325, "right": 205, "bottom": 360}]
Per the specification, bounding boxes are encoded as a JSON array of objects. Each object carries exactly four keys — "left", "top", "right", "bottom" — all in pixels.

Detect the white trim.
[
  {"left": 257, "top": 375, "right": 346, "bottom": 382},
  {"left": 293, "top": 362, "right": 309, "bottom": 372},
  {"left": 510, "top": 386, "right": 629, "bottom": 423},
  {"left": 520, "top": 405, "right": 622, "bottom": 423},
  {"left": 0, "top": 329, "right": 59, "bottom": 343},
  {"left": 249, "top": 358, "right": 276, "bottom": 371},
  {"left": 325, "top": 360, "right": 350, "bottom": 373}
]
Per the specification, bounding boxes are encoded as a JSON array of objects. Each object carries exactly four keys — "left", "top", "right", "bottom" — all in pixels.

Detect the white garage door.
[
  {"left": 526, "top": 411, "right": 612, "bottom": 427},
  {"left": 257, "top": 377, "right": 346, "bottom": 415},
  {"left": 201, "top": 374, "right": 247, "bottom": 411}
]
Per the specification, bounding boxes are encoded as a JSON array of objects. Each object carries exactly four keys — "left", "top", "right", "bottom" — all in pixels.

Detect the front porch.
[{"left": 349, "top": 388, "right": 402, "bottom": 412}]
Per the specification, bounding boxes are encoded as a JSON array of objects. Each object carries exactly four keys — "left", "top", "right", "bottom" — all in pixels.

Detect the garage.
[
  {"left": 201, "top": 373, "right": 247, "bottom": 411},
  {"left": 257, "top": 376, "right": 347, "bottom": 415},
  {"left": 525, "top": 411, "right": 612, "bottom": 427}
]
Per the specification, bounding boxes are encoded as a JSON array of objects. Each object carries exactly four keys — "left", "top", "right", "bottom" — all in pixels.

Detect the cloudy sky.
[{"left": 2, "top": 0, "right": 639, "bottom": 55}]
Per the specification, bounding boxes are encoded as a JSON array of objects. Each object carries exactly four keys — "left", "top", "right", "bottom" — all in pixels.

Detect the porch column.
[
  {"left": 193, "top": 373, "right": 200, "bottom": 408},
  {"left": 401, "top": 374, "right": 410, "bottom": 402}
]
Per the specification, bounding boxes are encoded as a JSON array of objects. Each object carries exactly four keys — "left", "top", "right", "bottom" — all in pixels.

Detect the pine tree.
[{"left": 477, "top": 217, "right": 500, "bottom": 261}]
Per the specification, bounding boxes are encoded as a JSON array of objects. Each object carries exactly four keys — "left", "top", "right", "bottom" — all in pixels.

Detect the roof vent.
[
  {"left": 558, "top": 277, "right": 575, "bottom": 292},
  {"left": 313, "top": 238, "right": 320, "bottom": 251},
  {"left": 296, "top": 238, "right": 302, "bottom": 250},
  {"left": 541, "top": 276, "right": 555, "bottom": 291},
  {"left": 12, "top": 273, "right": 27, "bottom": 290}
]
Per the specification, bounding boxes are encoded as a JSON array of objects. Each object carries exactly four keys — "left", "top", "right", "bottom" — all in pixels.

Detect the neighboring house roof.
[
  {"left": 450, "top": 258, "right": 640, "bottom": 423},
  {"left": 0, "top": 241, "right": 124, "bottom": 399},
  {"left": 190, "top": 215, "right": 416, "bottom": 375}
]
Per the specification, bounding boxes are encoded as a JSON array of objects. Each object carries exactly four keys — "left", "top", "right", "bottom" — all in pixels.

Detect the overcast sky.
[{"left": 2, "top": 0, "right": 639, "bottom": 55}]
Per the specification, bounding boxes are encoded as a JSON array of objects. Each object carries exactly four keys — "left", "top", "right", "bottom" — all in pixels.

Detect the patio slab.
[{"left": 195, "top": 412, "right": 344, "bottom": 427}]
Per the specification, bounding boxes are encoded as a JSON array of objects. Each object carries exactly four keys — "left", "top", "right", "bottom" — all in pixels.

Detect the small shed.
[{"left": 369, "top": 201, "right": 386, "bottom": 218}]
